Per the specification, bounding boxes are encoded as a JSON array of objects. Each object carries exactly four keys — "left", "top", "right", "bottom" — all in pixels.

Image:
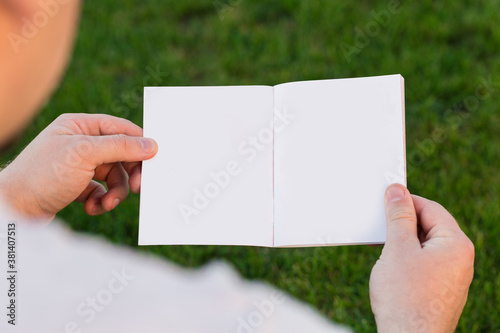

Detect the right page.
[{"left": 273, "top": 75, "right": 406, "bottom": 247}]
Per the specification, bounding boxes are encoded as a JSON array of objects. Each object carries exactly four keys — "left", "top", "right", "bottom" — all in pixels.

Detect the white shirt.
[{"left": 0, "top": 200, "right": 350, "bottom": 333}]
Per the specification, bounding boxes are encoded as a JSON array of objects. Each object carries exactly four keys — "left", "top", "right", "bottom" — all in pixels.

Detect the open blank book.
[{"left": 139, "top": 74, "right": 406, "bottom": 247}]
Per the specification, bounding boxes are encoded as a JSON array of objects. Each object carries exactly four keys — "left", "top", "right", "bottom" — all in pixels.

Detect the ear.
[
  {"left": 0, "top": 4, "right": 30, "bottom": 32},
  {"left": 1, "top": 0, "right": 40, "bottom": 18}
]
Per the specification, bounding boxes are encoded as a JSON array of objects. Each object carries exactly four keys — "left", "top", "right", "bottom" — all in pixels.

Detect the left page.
[{"left": 139, "top": 86, "right": 274, "bottom": 246}]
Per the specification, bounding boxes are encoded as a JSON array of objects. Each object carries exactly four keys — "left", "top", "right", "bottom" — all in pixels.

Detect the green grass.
[{"left": 2, "top": 0, "right": 500, "bottom": 331}]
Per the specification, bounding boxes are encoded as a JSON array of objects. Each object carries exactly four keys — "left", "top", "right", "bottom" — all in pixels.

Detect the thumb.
[
  {"left": 83, "top": 135, "right": 158, "bottom": 167},
  {"left": 384, "top": 184, "right": 419, "bottom": 250}
]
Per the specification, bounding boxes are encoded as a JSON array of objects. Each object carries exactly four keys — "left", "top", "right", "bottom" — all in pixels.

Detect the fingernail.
[
  {"left": 112, "top": 198, "right": 120, "bottom": 210},
  {"left": 91, "top": 203, "right": 100, "bottom": 215},
  {"left": 387, "top": 185, "right": 405, "bottom": 203},
  {"left": 140, "top": 138, "right": 156, "bottom": 153}
]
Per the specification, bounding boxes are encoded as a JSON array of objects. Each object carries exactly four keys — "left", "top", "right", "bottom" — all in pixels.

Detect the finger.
[
  {"left": 75, "top": 180, "right": 104, "bottom": 203},
  {"left": 76, "top": 180, "right": 107, "bottom": 215},
  {"left": 417, "top": 223, "right": 427, "bottom": 243},
  {"left": 82, "top": 134, "right": 158, "bottom": 168},
  {"left": 58, "top": 113, "right": 144, "bottom": 137},
  {"left": 384, "top": 184, "right": 420, "bottom": 250},
  {"left": 122, "top": 161, "right": 141, "bottom": 175},
  {"left": 98, "top": 163, "right": 130, "bottom": 211},
  {"left": 121, "top": 161, "right": 142, "bottom": 193},
  {"left": 128, "top": 163, "right": 142, "bottom": 194},
  {"left": 411, "top": 195, "right": 463, "bottom": 236}
]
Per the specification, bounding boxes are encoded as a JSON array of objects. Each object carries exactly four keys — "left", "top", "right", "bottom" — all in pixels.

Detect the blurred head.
[{"left": 0, "top": 0, "right": 81, "bottom": 146}]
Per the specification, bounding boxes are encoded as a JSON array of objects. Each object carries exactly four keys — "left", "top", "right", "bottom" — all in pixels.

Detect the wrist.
[
  {"left": 0, "top": 167, "right": 54, "bottom": 221},
  {"left": 374, "top": 312, "right": 455, "bottom": 333}
]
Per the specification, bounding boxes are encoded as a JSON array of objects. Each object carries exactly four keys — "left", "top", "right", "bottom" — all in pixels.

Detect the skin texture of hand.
[
  {"left": 370, "top": 184, "right": 475, "bottom": 332},
  {"left": 0, "top": 113, "right": 158, "bottom": 221}
]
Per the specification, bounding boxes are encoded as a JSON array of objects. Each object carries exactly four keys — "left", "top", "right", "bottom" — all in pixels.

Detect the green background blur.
[{"left": 3, "top": 0, "right": 500, "bottom": 331}]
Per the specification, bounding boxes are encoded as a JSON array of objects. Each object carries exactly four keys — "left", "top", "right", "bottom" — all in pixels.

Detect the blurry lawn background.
[{"left": 3, "top": 0, "right": 500, "bottom": 331}]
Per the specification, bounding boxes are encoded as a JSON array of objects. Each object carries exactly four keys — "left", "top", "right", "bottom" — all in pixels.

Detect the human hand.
[
  {"left": 369, "top": 184, "right": 474, "bottom": 332},
  {"left": 0, "top": 113, "right": 157, "bottom": 221}
]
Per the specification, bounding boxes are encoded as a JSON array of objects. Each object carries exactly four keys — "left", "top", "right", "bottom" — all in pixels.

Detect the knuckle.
[
  {"left": 450, "top": 234, "right": 475, "bottom": 265},
  {"left": 461, "top": 237, "right": 475, "bottom": 263},
  {"left": 387, "top": 209, "right": 416, "bottom": 224},
  {"left": 56, "top": 113, "right": 71, "bottom": 121},
  {"left": 111, "top": 134, "right": 130, "bottom": 151},
  {"left": 75, "top": 138, "right": 94, "bottom": 158},
  {"left": 53, "top": 114, "right": 69, "bottom": 126},
  {"left": 99, "top": 115, "right": 119, "bottom": 132},
  {"left": 73, "top": 137, "right": 93, "bottom": 155},
  {"left": 55, "top": 113, "right": 76, "bottom": 125}
]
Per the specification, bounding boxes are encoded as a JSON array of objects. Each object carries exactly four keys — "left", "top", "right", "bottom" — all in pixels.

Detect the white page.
[
  {"left": 273, "top": 75, "right": 406, "bottom": 247},
  {"left": 139, "top": 86, "right": 274, "bottom": 246}
]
